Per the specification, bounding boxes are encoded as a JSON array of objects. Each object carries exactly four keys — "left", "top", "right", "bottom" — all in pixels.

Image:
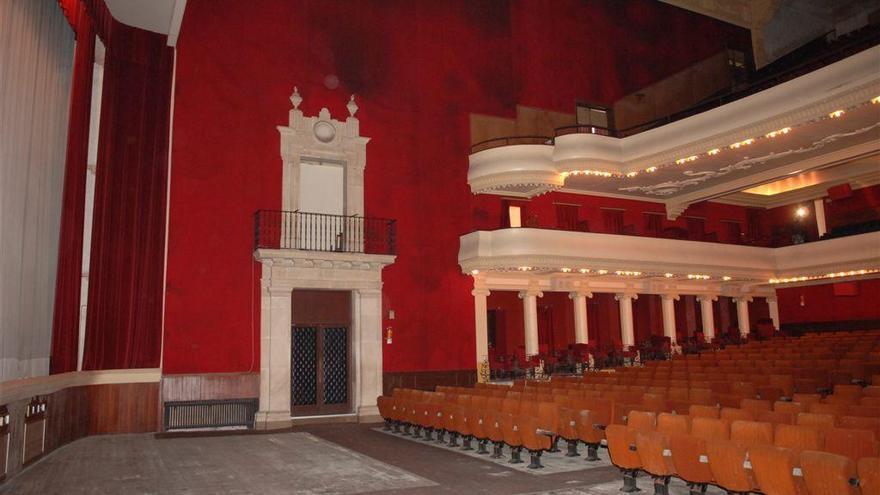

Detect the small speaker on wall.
[
  {"left": 827, "top": 183, "right": 853, "bottom": 200},
  {"left": 833, "top": 282, "right": 859, "bottom": 296}
]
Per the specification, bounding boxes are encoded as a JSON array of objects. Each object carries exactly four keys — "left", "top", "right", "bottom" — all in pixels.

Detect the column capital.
[
  {"left": 518, "top": 289, "right": 543, "bottom": 299},
  {"left": 696, "top": 294, "right": 719, "bottom": 303},
  {"left": 568, "top": 290, "right": 593, "bottom": 299},
  {"left": 614, "top": 292, "right": 638, "bottom": 301},
  {"left": 660, "top": 293, "right": 680, "bottom": 302},
  {"left": 765, "top": 296, "right": 777, "bottom": 303},
  {"left": 471, "top": 288, "right": 491, "bottom": 297},
  {"left": 734, "top": 295, "right": 754, "bottom": 303}
]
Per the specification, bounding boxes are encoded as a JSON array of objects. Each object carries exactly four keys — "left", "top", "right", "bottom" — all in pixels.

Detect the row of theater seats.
[{"left": 376, "top": 374, "right": 880, "bottom": 494}]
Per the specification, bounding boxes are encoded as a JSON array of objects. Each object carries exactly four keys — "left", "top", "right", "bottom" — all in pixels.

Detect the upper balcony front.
[{"left": 468, "top": 46, "right": 880, "bottom": 219}]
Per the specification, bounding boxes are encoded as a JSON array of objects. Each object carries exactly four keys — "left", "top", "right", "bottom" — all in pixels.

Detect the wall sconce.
[{"left": 795, "top": 206, "right": 809, "bottom": 220}]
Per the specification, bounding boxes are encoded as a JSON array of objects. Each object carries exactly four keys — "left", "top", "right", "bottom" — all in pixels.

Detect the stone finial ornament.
[
  {"left": 347, "top": 94, "right": 358, "bottom": 117},
  {"left": 290, "top": 86, "right": 302, "bottom": 110}
]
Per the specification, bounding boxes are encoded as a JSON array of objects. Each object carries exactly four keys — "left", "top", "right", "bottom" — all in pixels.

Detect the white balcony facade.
[
  {"left": 459, "top": 229, "right": 880, "bottom": 374},
  {"left": 467, "top": 47, "right": 880, "bottom": 218}
]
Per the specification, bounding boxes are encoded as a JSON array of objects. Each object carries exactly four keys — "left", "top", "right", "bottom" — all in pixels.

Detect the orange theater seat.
[
  {"left": 668, "top": 417, "right": 729, "bottom": 494},
  {"left": 518, "top": 414, "right": 553, "bottom": 469},
  {"left": 824, "top": 428, "right": 879, "bottom": 462},
  {"left": 800, "top": 451, "right": 860, "bottom": 495},
  {"left": 858, "top": 457, "right": 880, "bottom": 495},
  {"left": 749, "top": 445, "right": 808, "bottom": 495},
  {"left": 606, "top": 411, "right": 656, "bottom": 493},
  {"left": 706, "top": 420, "right": 773, "bottom": 494}
]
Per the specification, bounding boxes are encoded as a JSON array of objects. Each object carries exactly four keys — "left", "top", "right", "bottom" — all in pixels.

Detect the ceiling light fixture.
[
  {"left": 829, "top": 110, "right": 844, "bottom": 118},
  {"left": 707, "top": 148, "right": 721, "bottom": 156}
]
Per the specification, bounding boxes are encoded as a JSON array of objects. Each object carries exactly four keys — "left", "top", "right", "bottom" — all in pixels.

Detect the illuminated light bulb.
[
  {"left": 765, "top": 127, "right": 791, "bottom": 139},
  {"left": 560, "top": 172, "right": 570, "bottom": 178},
  {"left": 645, "top": 167, "right": 657, "bottom": 173},
  {"left": 664, "top": 273, "right": 674, "bottom": 278},
  {"left": 829, "top": 110, "right": 844, "bottom": 118},
  {"left": 722, "top": 276, "right": 732, "bottom": 281},
  {"left": 729, "top": 138, "right": 754, "bottom": 149},
  {"left": 561, "top": 267, "right": 572, "bottom": 273},
  {"left": 579, "top": 268, "right": 590, "bottom": 274},
  {"left": 518, "top": 266, "right": 531, "bottom": 271},
  {"left": 597, "top": 269, "right": 608, "bottom": 275},
  {"left": 872, "top": 96, "right": 880, "bottom": 104},
  {"left": 470, "top": 269, "right": 479, "bottom": 275},
  {"left": 707, "top": 148, "right": 721, "bottom": 156},
  {"left": 626, "top": 171, "right": 638, "bottom": 178},
  {"left": 675, "top": 155, "right": 698, "bottom": 165},
  {"left": 795, "top": 206, "right": 809, "bottom": 219}
]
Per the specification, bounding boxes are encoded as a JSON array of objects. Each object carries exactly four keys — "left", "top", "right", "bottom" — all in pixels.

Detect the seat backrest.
[
  {"left": 839, "top": 416, "right": 880, "bottom": 435},
  {"left": 758, "top": 410, "right": 794, "bottom": 425},
  {"left": 792, "top": 393, "right": 821, "bottom": 404},
  {"left": 721, "top": 407, "right": 754, "bottom": 422},
  {"left": 858, "top": 457, "right": 880, "bottom": 495},
  {"left": 691, "top": 417, "right": 730, "bottom": 441},
  {"left": 773, "top": 424, "right": 822, "bottom": 455},
  {"left": 774, "top": 401, "right": 805, "bottom": 415},
  {"left": 741, "top": 398, "right": 772, "bottom": 413},
  {"left": 797, "top": 412, "right": 836, "bottom": 433},
  {"left": 824, "top": 428, "right": 879, "bottom": 462},
  {"left": 800, "top": 451, "right": 860, "bottom": 495},
  {"left": 730, "top": 420, "right": 774, "bottom": 447},
  {"left": 657, "top": 413, "right": 689, "bottom": 436},
  {"left": 689, "top": 404, "right": 720, "bottom": 419},
  {"left": 834, "top": 384, "right": 864, "bottom": 398},
  {"left": 809, "top": 402, "right": 849, "bottom": 417},
  {"left": 627, "top": 410, "right": 657, "bottom": 432}
]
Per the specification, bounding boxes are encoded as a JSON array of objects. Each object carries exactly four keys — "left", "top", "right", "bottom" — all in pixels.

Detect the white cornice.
[{"left": 0, "top": 368, "right": 161, "bottom": 404}]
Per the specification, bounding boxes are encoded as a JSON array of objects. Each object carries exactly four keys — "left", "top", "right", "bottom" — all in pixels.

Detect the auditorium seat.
[
  {"left": 721, "top": 407, "right": 755, "bottom": 422},
  {"left": 759, "top": 410, "right": 796, "bottom": 425},
  {"left": 500, "top": 411, "right": 524, "bottom": 463},
  {"left": 809, "top": 402, "right": 849, "bottom": 417},
  {"left": 800, "top": 451, "right": 860, "bottom": 495},
  {"left": 858, "top": 457, "right": 880, "bottom": 494},
  {"left": 840, "top": 416, "right": 880, "bottom": 436},
  {"left": 635, "top": 430, "right": 675, "bottom": 494},
  {"left": 689, "top": 404, "right": 720, "bottom": 419},
  {"left": 668, "top": 418, "right": 729, "bottom": 495},
  {"left": 518, "top": 414, "right": 552, "bottom": 468},
  {"left": 606, "top": 411, "right": 656, "bottom": 492},
  {"left": 741, "top": 398, "right": 772, "bottom": 414},
  {"left": 824, "top": 428, "right": 879, "bottom": 462},
  {"left": 776, "top": 401, "right": 807, "bottom": 415},
  {"left": 706, "top": 421, "right": 773, "bottom": 494},
  {"left": 749, "top": 445, "right": 808, "bottom": 495}
]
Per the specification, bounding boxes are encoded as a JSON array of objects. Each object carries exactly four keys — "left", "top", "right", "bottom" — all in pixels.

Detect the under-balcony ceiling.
[{"left": 467, "top": 46, "right": 880, "bottom": 218}]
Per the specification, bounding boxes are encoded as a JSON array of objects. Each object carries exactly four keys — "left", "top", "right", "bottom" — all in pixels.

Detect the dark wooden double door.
[{"left": 291, "top": 290, "right": 352, "bottom": 416}]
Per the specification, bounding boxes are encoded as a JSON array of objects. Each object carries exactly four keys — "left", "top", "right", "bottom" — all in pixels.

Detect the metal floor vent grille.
[{"left": 164, "top": 399, "right": 259, "bottom": 431}]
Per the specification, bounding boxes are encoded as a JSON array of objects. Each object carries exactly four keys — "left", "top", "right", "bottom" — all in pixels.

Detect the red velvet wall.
[
  {"left": 164, "top": 0, "right": 749, "bottom": 373},
  {"left": 776, "top": 279, "right": 880, "bottom": 324},
  {"left": 824, "top": 184, "right": 880, "bottom": 229}
]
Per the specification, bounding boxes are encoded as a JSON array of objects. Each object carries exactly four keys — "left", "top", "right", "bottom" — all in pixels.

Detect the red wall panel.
[
  {"left": 776, "top": 279, "right": 880, "bottom": 324},
  {"left": 164, "top": 0, "right": 749, "bottom": 373}
]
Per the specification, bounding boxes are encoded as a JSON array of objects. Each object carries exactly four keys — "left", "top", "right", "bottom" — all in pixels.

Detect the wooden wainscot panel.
[
  {"left": 0, "top": 405, "right": 9, "bottom": 482},
  {"left": 22, "top": 397, "right": 46, "bottom": 466},
  {"left": 89, "top": 383, "right": 160, "bottom": 435}
]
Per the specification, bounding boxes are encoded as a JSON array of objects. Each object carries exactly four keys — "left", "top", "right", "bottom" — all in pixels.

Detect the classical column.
[
  {"left": 814, "top": 198, "right": 827, "bottom": 237},
  {"left": 568, "top": 290, "right": 592, "bottom": 344},
  {"left": 615, "top": 293, "right": 638, "bottom": 350},
  {"left": 696, "top": 295, "right": 718, "bottom": 342},
  {"left": 735, "top": 296, "right": 753, "bottom": 337},
  {"left": 767, "top": 296, "right": 780, "bottom": 331},
  {"left": 472, "top": 287, "right": 491, "bottom": 379},
  {"left": 257, "top": 284, "right": 294, "bottom": 429},
  {"left": 519, "top": 289, "right": 543, "bottom": 356},
  {"left": 355, "top": 288, "right": 384, "bottom": 419},
  {"left": 660, "top": 294, "right": 679, "bottom": 344}
]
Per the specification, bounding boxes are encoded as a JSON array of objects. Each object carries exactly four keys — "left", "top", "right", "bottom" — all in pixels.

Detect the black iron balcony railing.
[{"left": 254, "top": 210, "right": 396, "bottom": 255}]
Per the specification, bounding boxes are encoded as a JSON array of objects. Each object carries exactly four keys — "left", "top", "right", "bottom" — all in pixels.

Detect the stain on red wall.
[{"left": 164, "top": 0, "right": 749, "bottom": 373}]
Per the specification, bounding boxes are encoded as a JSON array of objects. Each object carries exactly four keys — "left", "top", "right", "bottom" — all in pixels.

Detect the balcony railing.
[{"left": 254, "top": 210, "right": 396, "bottom": 255}]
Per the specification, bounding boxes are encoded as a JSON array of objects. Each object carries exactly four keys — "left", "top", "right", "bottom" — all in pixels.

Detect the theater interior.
[{"left": 2, "top": 0, "right": 880, "bottom": 493}]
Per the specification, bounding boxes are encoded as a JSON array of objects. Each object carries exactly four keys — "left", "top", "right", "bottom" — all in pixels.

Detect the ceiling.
[{"left": 103, "top": 0, "right": 186, "bottom": 45}]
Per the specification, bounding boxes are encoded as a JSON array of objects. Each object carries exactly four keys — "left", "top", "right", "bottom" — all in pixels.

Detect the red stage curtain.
[
  {"left": 50, "top": 0, "right": 95, "bottom": 373},
  {"left": 82, "top": 21, "right": 173, "bottom": 370}
]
